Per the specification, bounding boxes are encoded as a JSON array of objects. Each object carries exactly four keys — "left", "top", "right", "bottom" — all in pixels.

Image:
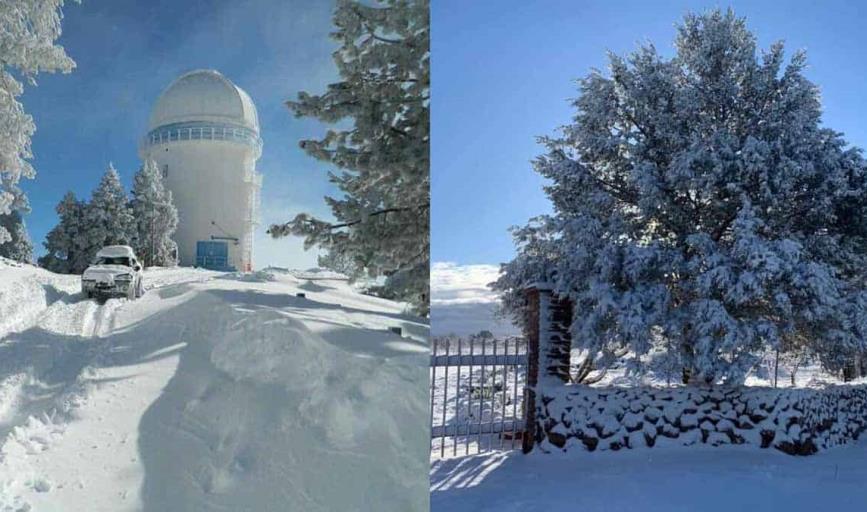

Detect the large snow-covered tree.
[
  {"left": 86, "top": 164, "right": 135, "bottom": 252},
  {"left": 268, "top": 0, "right": 430, "bottom": 315},
  {"left": 131, "top": 159, "right": 178, "bottom": 267},
  {"left": 493, "top": 9, "right": 867, "bottom": 385},
  {"left": 0, "top": 209, "right": 33, "bottom": 263},
  {"left": 39, "top": 191, "right": 88, "bottom": 273},
  {"left": 0, "top": 0, "right": 76, "bottom": 244}
]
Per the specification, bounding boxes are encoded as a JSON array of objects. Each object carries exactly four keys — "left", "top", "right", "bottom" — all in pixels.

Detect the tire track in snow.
[
  {"left": 0, "top": 268, "right": 210, "bottom": 457},
  {"left": 89, "top": 299, "right": 123, "bottom": 338},
  {"left": 0, "top": 295, "right": 128, "bottom": 508}
]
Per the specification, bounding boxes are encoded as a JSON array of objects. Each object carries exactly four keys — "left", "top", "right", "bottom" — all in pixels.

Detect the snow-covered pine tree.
[
  {"left": 0, "top": 210, "right": 34, "bottom": 263},
  {"left": 317, "top": 248, "right": 358, "bottom": 278},
  {"left": 39, "top": 191, "right": 88, "bottom": 273},
  {"left": 84, "top": 164, "right": 135, "bottom": 261},
  {"left": 268, "top": 0, "right": 430, "bottom": 315},
  {"left": 131, "top": 159, "right": 178, "bottom": 267},
  {"left": 0, "top": 0, "right": 76, "bottom": 244},
  {"left": 493, "top": 9, "right": 867, "bottom": 385}
]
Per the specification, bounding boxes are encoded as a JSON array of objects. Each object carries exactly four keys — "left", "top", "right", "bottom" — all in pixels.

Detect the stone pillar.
[
  {"left": 522, "top": 283, "right": 573, "bottom": 453},
  {"left": 522, "top": 287, "right": 541, "bottom": 453},
  {"left": 541, "top": 290, "right": 573, "bottom": 384}
]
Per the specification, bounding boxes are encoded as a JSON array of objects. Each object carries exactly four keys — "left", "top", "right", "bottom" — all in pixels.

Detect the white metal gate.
[{"left": 430, "top": 336, "right": 528, "bottom": 458}]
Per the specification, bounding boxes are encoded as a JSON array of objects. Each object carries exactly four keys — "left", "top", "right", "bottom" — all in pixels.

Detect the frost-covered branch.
[
  {"left": 0, "top": 0, "right": 76, "bottom": 244},
  {"left": 268, "top": 203, "right": 429, "bottom": 235}
]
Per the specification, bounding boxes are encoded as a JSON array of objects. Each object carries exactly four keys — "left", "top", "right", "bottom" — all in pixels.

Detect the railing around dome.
[{"left": 141, "top": 121, "right": 262, "bottom": 156}]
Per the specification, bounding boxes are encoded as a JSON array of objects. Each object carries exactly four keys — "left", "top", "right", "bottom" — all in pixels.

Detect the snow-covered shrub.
[
  {"left": 494, "top": 9, "right": 867, "bottom": 384},
  {"left": 0, "top": 211, "right": 33, "bottom": 263}
]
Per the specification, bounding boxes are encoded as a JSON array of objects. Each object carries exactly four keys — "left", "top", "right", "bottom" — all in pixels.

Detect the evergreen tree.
[
  {"left": 85, "top": 163, "right": 135, "bottom": 259},
  {"left": 317, "top": 248, "right": 357, "bottom": 278},
  {"left": 494, "top": 9, "right": 867, "bottom": 384},
  {"left": 0, "top": 0, "right": 76, "bottom": 244},
  {"left": 131, "top": 159, "right": 178, "bottom": 267},
  {"left": 268, "top": 0, "right": 430, "bottom": 315},
  {"left": 0, "top": 210, "right": 33, "bottom": 263},
  {"left": 39, "top": 191, "right": 88, "bottom": 273}
]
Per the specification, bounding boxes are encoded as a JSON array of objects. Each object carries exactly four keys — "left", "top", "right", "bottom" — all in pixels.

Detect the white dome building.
[{"left": 139, "top": 69, "right": 262, "bottom": 271}]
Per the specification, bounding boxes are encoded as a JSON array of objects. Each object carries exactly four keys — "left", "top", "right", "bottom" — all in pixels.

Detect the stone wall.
[
  {"left": 534, "top": 385, "right": 867, "bottom": 456},
  {"left": 539, "top": 292, "right": 572, "bottom": 384}
]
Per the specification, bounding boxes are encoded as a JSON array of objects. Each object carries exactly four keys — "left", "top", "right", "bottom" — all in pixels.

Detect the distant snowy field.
[
  {"left": 430, "top": 262, "right": 519, "bottom": 338},
  {"left": 0, "top": 258, "right": 429, "bottom": 511},
  {"left": 431, "top": 443, "right": 867, "bottom": 511}
]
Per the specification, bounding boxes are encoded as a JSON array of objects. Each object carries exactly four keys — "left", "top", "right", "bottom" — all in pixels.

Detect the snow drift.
[{"left": 0, "top": 260, "right": 429, "bottom": 511}]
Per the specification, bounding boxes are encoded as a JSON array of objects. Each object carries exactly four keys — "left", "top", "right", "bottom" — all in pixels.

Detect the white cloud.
[{"left": 430, "top": 261, "right": 501, "bottom": 305}]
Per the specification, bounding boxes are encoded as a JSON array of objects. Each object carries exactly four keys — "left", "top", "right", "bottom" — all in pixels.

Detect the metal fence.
[{"left": 430, "top": 336, "right": 528, "bottom": 458}]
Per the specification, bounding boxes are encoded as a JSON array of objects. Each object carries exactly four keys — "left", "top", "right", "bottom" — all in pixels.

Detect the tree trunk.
[
  {"left": 572, "top": 357, "right": 594, "bottom": 384},
  {"left": 773, "top": 349, "right": 779, "bottom": 388},
  {"left": 843, "top": 361, "right": 856, "bottom": 382}
]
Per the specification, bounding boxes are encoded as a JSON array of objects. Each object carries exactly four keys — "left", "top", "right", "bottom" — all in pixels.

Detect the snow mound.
[
  {"left": 138, "top": 291, "right": 429, "bottom": 511},
  {"left": 0, "top": 262, "right": 80, "bottom": 339},
  {"left": 290, "top": 268, "right": 349, "bottom": 280},
  {"left": 218, "top": 269, "right": 277, "bottom": 283}
]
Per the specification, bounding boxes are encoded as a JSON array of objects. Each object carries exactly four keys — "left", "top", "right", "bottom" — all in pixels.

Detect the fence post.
[
  {"left": 522, "top": 283, "right": 573, "bottom": 453},
  {"left": 522, "top": 287, "right": 540, "bottom": 453}
]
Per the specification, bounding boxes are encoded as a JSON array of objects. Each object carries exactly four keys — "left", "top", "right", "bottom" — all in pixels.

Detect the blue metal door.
[{"left": 196, "top": 241, "right": 232, "bottom": 270}]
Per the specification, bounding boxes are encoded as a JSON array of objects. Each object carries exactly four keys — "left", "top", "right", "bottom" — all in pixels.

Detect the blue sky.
[
  {"left": 432, "top": 0, "right": 867, "bottom": 267},
  {"left": 20, "top": 0, "right": 342, "bottom": 269}
]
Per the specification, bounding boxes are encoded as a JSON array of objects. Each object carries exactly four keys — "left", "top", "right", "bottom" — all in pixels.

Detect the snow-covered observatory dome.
[
  {"left": 149, "top": 69, "right": 260, "bottom": 133},
  {"left": 140, "top": 69, "right": 263, "bottom": 273}
]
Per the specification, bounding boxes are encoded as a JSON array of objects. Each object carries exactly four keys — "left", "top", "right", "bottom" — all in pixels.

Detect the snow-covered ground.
[
  {"left": 429, "top": 334, "right": 863, "bottom": 508},
  {"left": 0, "top": 259, "right": 429, "bottom": 511},
  {"left": 431, "top": 302, "right": 519, "bottom": 338},
  {"left": 431, "top": 443, "right": 867, "bottom": 511}
]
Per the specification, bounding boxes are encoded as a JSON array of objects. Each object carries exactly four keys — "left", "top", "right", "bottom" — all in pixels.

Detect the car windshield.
[{"left": 96, "top": 256, "right": 131, "bottom": 267}]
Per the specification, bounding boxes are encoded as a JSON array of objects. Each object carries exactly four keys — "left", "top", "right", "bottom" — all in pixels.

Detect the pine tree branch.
[
  {"left": 363, "top": 32, "right": 406, "bottom": 45},
  {"left": 349, "top": 4, "right": 418, "bottom": 48},
  {"left": 268, "top": 204, "right": 430, "bottom": 236},
  {"left": 711, "top": 209, "right": 739, "bottom": 241},
  {"left": 325, "top": 204, "right": 430, "bottom": 230}
]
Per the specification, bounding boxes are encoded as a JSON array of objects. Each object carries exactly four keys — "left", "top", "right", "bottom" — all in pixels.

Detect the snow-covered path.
[
  {"left": 0, "top": 262, "right": 429, "bottom": 511},
  {"left": 431, "top": 443, "right": 867, "bottom": 511}
]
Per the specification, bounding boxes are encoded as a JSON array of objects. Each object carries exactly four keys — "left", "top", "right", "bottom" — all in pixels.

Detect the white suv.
[{"left": 81, "top": 245, "right": 145, "bottom": 300}]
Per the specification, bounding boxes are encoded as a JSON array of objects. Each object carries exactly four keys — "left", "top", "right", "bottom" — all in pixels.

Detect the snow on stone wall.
[{"left": 535, "top": 385, "right": 867, "bottom": 456}]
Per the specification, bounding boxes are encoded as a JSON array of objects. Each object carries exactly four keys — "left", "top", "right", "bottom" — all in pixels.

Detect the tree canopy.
[{"left": 494, "top": 9, "right": 867, "bottom": 384}]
